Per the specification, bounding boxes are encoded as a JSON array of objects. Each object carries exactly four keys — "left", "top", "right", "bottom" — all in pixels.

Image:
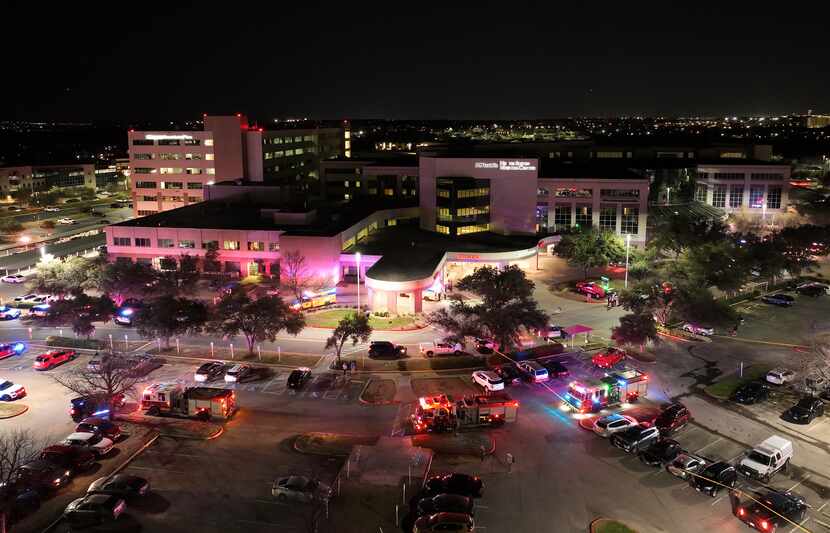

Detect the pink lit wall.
[{"left": 204, "top": 115, "right": 247, "bottom": 181}]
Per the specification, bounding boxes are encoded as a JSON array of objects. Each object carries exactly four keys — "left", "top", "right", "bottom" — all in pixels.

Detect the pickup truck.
[
  {"left": 738, "top": 436, "right": 793, "bottom": 482},
  {"left": 419, "top": 341, "right": 463, "bottom": 358}
]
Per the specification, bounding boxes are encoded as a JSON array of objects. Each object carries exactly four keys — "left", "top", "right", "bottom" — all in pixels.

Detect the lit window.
[
  {"left": 436, "top": 225, "right": 450, "bottom": 235},
  {"left": 204, "top": 139, "right": 214, "bottom": 146},
  {"left": 206, "top": 153, "right": 214, "bottom": 160},
  {"left": 179, "top": 240, "right": 195, "bottom": 248},
  {"left": 268, "top": 242, "right": 280, "bottom": 252},
  {"left": 247, "top": 241, "right": 265, "bottom": 251},
  {"left": 384, "top": 188, "right": 395, "bottom": 196},
  {"left": 223, "top": 241, "right": 240, "bottom": 251},
  {"left": 207, "top": 168, "right": 215, "bottom": 175}
]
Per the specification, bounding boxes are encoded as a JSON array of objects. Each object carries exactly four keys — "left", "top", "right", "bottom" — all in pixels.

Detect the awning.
[{"left": 564, "top": 324, "right": 593, "bottom": 336}]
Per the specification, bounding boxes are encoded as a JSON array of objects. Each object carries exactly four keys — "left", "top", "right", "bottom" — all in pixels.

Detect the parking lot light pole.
[
  {"left": 624, "top": 233, "right": 631, "bottom": 289},
  {"left": 108, "top": 334, "right": 113, "bottom": 351},
  {"left": 123, "top": 334, "right": 128, "bottom": 351},
  {"left": 355, "top": 252, "right": 361, "bottom": 311},
  {"left": 210, "top": 341, "right": 214, "bottom": 358}
]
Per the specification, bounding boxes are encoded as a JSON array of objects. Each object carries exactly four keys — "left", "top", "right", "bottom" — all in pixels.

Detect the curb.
[
  {"left": 589, "top": 518, "right": 638, "bottom": 533},
  {"left": 114, "top": 413, "right": 225, "bottom": 441},
  {"left": 306, "top": 323, "right": 429, "bottom": 332},
  {"left": 147, "top": 351, "right": 320, "bottom": 370},
  {"left": 0, "top": 404, "right": 29, "bottom": 419}
]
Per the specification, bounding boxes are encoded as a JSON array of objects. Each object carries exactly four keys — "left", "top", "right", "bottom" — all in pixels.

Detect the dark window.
[
  {"left": 134, "top": 238, "right": 151, "bottom": 247},
  {"left": 132, "top": 139, "right": 154, "bottom": 146},
  {"left": 113, "top": 237, "right": 130, "bottom": 246}
]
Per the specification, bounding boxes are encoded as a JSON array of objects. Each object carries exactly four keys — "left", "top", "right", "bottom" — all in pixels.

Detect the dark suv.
[
  {"left": 653, "top": 403, "right": 691, "bottom": 435},
  {"left": 786, "top": 397, "right": 825, "bottom": 424},
  {"left": 40, "top": 445, "right": 96, "bottom": 475},
  {"left": 69, "top": 394, "right": 125, "bottom": 422},
  {"left": 689, "top": 462, "right": 737, "bottom": 497},
  {"left": 736, "top": 489, "right": 808, "bottom": 532},
  {"left": 638, "top": 439, "right": 683, "bottom": 467},
  {"left": 611, "top": 425, "right": 661, "bottom": 454},
  {"left": 17, "top": 460, "right": 72, "bottom": 491},
  {"left": 368, "top": 341, "right": 406, "bottom": 359},
  {"left": 732, "top": 382, "right": 770, "bottom": 404}
]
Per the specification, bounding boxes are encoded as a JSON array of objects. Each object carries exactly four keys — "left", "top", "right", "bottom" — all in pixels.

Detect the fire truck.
[
  {"left": 141, "top": 383, "right": 237, "bottom": 420},
  {"left": 562, "top": 368, "right": 648, "bottom": 413},
  {"left": 411, "top": 393, "right": 519, "bottom": 433}
]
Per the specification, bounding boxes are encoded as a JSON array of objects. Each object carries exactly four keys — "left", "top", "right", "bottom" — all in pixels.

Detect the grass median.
[
  {"left": 148, "top": 345, "right": 321, "bottom": 367},
  {"left": 704, "top": 363, "right": 774, "bottom": 400},
  {"left": 591, "top": 519, "right": 638, "bottom": 533},
  {"left": 305, "top": 309, "right": 422, "bottom": 330}
]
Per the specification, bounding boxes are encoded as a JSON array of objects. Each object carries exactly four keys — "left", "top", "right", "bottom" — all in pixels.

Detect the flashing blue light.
[
  {"left": 92, "top": 409, "right": 110, "bottom": 417},
  {"left": 12, "top": 343, "right": 25, "bottom": 353},
  {"left": 120, "top": 308, "right": 134, "bottom": 317},
  {"left": 321, "top": 288, "right": 337, "bottom": 296},
  {"left": 592, "top": 397, "right": 601, "bottom": 404},
  {"left": 0, "top": 306, "right": 7, "bottom": 311},
  {"left": 34, "top": 304, "right": 49, "bottom": 310},
  {"left": 617, "top": 379, "right": 627, "bottom": 387},
  {"left": 739, "top": 239, "right": 747, "bottom": 244}
]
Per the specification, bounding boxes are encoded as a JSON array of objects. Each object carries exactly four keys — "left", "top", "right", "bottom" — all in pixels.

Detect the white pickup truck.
[
  {"left": 419, "top": 341, "right": 463, "bottom": 358},
  {"left": 737, "top": 435, "right": 793, "bottom": 482}
]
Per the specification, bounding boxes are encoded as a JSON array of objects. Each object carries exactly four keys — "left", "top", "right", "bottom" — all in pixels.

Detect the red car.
[
  {"left": 575, "top": 281, "right": 612, "bottom": 300},
  {"left": 75, "top": 417, "right": 122, "bottom": 441},
  {"left": 33, "top": 349, "right": 77, "bottom": 370},
  {"left": 592, "top": 347, "right": 626, "bottom": 369}
]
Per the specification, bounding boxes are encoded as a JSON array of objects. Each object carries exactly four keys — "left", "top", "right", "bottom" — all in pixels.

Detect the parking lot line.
[
  {"left": 711, "top": 494, "right": 726, "bottom": 506},
  {"left": 786, "top": 517, "right": 810, "bottom": 533},
  {"left": 788, "top": 474, "right": 811, "bottom": 492},
  {"left": 694, "top": 437, "right": 723, "bottom": 454},
  {"left": 127, "top": 465, "right": 186, "bottom": 475}
]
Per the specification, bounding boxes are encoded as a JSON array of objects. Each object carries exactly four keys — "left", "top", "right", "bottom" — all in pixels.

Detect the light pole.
[
  {"left": 355, "top": 252, "right": 361, "bottom": 311},
  {"left": 108, "top": 334, "right": 113, "bottom": 351},
  {"left": 624, "top": 233, "right": 631, "bottom": 289}
]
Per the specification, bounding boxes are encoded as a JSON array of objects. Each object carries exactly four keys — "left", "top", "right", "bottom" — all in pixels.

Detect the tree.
[
  {"left": 681, "top": 240, "right": 750, "bottom": 294},
  {"left": 0, "top": 429, "right": 48, "bottom": 533},
  {"left": 325, "top": 312, "right": 372, "bottom": 365},
  {"left": 208, "top": 290, "right": 305, "bottom": 353},
  {"left": 155, "top": 255, "right": 201, "bottom": 296},
  {"left": 612, "top": 313, "right": 659, "bottom": 352},
  {"left": 133, "top": 295, "right": 207, "bottom": 349},
  {"left": 98, "top": 260, "right": 157, "bottom": 305},
  {"left": 554, "top": 228, "right": 625, "bottom": 280},
  {"left": 43, "top": 294, "right": 116, "bottom": 333},
  {"left": 51, "top": 355, "right": 145, "bottom": 406},
  {"left": 648, "top": 211, "right": 727, "bottom": 260},
  {"left": 27, "top": 256, "right": 101, "bottom": 298},
  {"left": 203, "top": 242, "right": 221, "bottom": 273},
  {"left": 280, "top": 250, "right": 324, "bottom": 302},
  {"left": 426, "top": 265, "right": 548, "bottom": 351}
]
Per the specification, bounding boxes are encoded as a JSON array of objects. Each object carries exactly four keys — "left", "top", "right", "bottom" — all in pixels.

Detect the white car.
[
  {"left": 29, "top": 295, "right": 52, "bottom": 305},
  {"left": 224, "top": 364, "right": 253, "bottom": 383},
  {"left": 472, "top": 370, "right": 504, "bottom": 392},
  {"left": 592, "top": 414, "right": 639, "bottom": 437},
  {"left": 766, "top": 368, "right": 796, "bottom": 385},
  {"left": 419, "top": 341, "right": 463, "bottom": 357},
  {"left": 1, "top": 274, "right": 26, "bottom": 284},
  {"left": 13, "top": 294, "right": 38, "bottom": 303},
  {"left": 57, "top": 217, "right": 76, "bottom": 225},
  {"left": 0, "top": 306, "right": 22, "bottom": 320},
  {"left": 44, "top": 206, "right": 61, "bottom": 212},
  {"left": 682, "top": 323, "right": 714, "bottom": 336},
  {"left": 0, "top": 379, "right": 26, "bottom": 401},
  {"left": 517, "top": 361, "right": 549, "bottom": 383},
  {"left": 63, "top": 432, "right": 114, "bottom": 457}
]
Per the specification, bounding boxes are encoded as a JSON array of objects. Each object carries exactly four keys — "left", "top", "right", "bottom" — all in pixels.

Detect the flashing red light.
[
  {"left": 236, "top": 113, "right": 241, "bottom": 117},
  {"left": 759, "top": 520, "right": 769, "bottom": 531},
  {"left": 738, "top": 508, "right": 745, "bottom": 517},
  {"left": 258, "top": 128, "right": 263, "bottom": 132}
]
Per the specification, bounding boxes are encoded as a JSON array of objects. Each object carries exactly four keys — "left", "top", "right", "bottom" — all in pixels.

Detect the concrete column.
[
  {"left": 386, "top": 291, "right": 398, "bottom": 314},
  {"left": 367, "top": 287, "right": 374, "bottom": 311},
  {"left": 413, "top": 289, "right": 423, "bottom": 313}
]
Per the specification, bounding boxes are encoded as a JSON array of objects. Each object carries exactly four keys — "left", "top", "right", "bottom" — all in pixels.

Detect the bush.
[
  {"left": 45, "top": 336, "right": 104, "bottom": 349},
  {"left": 0, "top": 220, "right": 24, "bottom": 233},
  {"left": 40, "top": 220, "right": 55, "bottom": 229},
  {"left": 373, "top": 311, "right": 390, "bottom": 318}
]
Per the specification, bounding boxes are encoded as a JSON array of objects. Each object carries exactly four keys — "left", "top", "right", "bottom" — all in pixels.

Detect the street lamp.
[
  {"left": 19, "top": 236, "right": 31, "bottom": 244},
  {"left": 355, "top": 252, "right": 361, "bottom": 311},
  {"left": 624, "top": 233, "right": 632, "bottom": 289}
]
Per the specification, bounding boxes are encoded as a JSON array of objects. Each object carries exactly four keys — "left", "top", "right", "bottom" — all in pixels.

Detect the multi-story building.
[
  {"left": 128, "top": 115, "right": 346, "bottom": 216},
  {"left": 319, "top": 155, "right": 419, "bottom": 202},
  {"left": 694, "top": 161, "right": 791, "bottom": 218},
  {"left": 0, "top": 163, "right": 96, "bottom": 196}
]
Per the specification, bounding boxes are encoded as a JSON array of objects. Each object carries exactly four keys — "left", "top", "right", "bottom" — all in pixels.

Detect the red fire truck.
[
  {"left": 562, "top": 368, "right": 648, "bottom": 413},
  {"left": 411, "top": 393, "right": 519, "bottom": 433},
  {"left": 141, "top": 383, "right": 236, "bottom": 420}
]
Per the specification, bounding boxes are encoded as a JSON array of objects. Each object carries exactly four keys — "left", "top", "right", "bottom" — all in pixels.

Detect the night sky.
[{"left": 6, "top": 1, "right": 830, "bottom": 121}]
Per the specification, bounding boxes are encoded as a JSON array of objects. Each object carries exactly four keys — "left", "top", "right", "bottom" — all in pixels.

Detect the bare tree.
[
  {"left": 50, "top": 356, "right": 146, "bottom": 405},
  {"left": 280, "top": 251, "right": 333, "bottom": 303},
  {"left": 0, "top": 429, "right": 48, "bottom": 533}
]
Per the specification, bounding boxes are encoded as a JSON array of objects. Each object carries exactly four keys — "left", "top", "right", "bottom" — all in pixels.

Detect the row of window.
[
  {"left": 133, "top": 167, "right": 215, "bottom": 175},
  {"left": 698, "top": 184, "right": 783, "bottom": 209},
  {"left": 132, "top": 139, "right": 212, "bottom": 146},
  {"left": 263, "top": 135, "right": 315, "bottom": 145},
  {"left": 133, "top": 153, "right": 214, "bottom": 161},
  {"left": 550, "top": 205, "right": 639, "bottom": 234},
  {"left": 699, "top": 171, "right": 785, "bottom": 181},
  {"left": 264, "top": 148, "right": 306, "bottom": 160},
  {"left": 457, "top": 188, "right": 489, "bottom": 199},
  {"left": 134, "top": 182, "right": 204, "bottom": 189},
  {"left": 112, "top": 237, "right": 281, "bottom": 251}
]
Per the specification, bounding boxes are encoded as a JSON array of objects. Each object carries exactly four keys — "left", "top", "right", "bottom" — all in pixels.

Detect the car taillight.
[
  {"left": 759, "top": 520, "right": 769, "bottom": 531},
  {"left": 738, "top": 508, "right": 745, "bottom": 517}
]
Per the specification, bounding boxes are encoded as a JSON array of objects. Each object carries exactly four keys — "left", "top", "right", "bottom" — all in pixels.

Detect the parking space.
[
  {"left": 411, "top": 376, "right": 479, "bottom": 398},
  {"left": 733, "top": 290, "right": 830, "bottom": 345}
]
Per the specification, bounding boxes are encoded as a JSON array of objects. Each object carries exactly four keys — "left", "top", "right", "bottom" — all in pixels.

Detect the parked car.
[
  {"left": 0, "top": 379, "right": 27, "bottom": 401},
  {"left": 271, "top": 476, "right": 332, "bottom": 503},
  {"left": 0, "top": 342, "right": 26, "bottom": 360},
  {"left": 63, "top": 494, "right": 126, "bottom": 527},
  {"left": 44, "top": 206, "right": 61, "bottom": 212},
  {"left": 413, "top": 512, "right": 474, "bottom": 533},
  {"left": 575, "top": 281, "right": 612, "bottom": 299},
  {"left": 194, "top": 361, "right": 225, "bottom": 382},
  {"left": 592, "top": 413, "right": 639, "bottom": 438},
  {"left": 1, "top": 273, "right": 26, "bottom": 283},
  {"left": 287, "top": 367, "right": 312, "bottom": 389},
  {"left": 543, "top": 360, "right": 569, "bottom": 378},
  {"left": 422, "top": 473, "right": 484, "bottom": 498},
  {"left": 493, "top": 364, "right": 522, "bottom": 386},
  {"left": 736, "top": 489, "right": 808, "bottom": 533},
  {"left": 639, "top": 439, "right": 683, "bottom": 467},
  {"left": 0, "top": 306, "right": 22, "bottom": 320},
  {"left": 517, "top": 361, "right": 549, "bottom": 383},
  {"left": 797, "top": 284, "right": 826, "bottom": 297},
  {"left": 17, "top": 460, "right": 72, "bottom": 491},
  {"left": 653, "top": 403, "right": 691, "bottom": 434},
  {"left": 796, "top": 281, "right": 829, "bottom": 295},
  {"left": 690, "top": 462, "right": 737, "bottom": 497},
  {"left": 732, "top": 382, "right": 770, "bottom": 404},
  {"left": 75, "top": 417, "right": 122, "bottom": 440},
  {"left": 62, "top": 432, "right": 114, "bottom": 458},
  {"left": 125, "top": 353, "right": 164, "bottom": 377},
  {"left": 33, "top": 349, "right": 77, "bottom": 370},
  {"left": 766, "top": 368, "right": 796, "bottom": 386},
  {"left": 610, "top": 425, "right": 661, "bottom": 454},
  {"left": 665, "top": 453, "right": 708, "bottom": 480},
  {"left": 591, "top": 347, "right": 626, "bottom": 369},
  {"left": 738, "top": 436, "right": 793, "bottom": 482},
  {"left": 224, "top": 364, "right": 253, "bottom": 383},
  {"left": 29, "top": 295, "right": 51, "bottom": 305},
  {"left": 13, "top": 294, "right": 37, "bottom": 303},
  {"left": 87, "top": 474, "right": 150, "bottom": 498},
  {"left": 419, "top": 341, "right": 463, "bottom": 357},
  {"left": 682, "top": 323, "right": 715, "bottom": 336},
  {"left": 368, "top": 341, "right": 407, "bottom": 358},
  {"left": 57, "top": 217, "right": 76, "bottom": 225},
  {"left": 473, "top": 338, "right": 496, "bottom": 354},
  {"left": 113, "top": 300, "right": 143, "bottom": 326},
  {"left": 761, "top": 293, "right": 795, "bottom": 307},
  {"left": 416, "top": 493, "right": 474, "bottom": 517},
  {"left": 543, "top": 325, "right": 570, "bottom": 341},
  {"left": 786, "top": 397, "right": 825, "bottom": 424},
  {"left": 110, "top": 203, "right": 122, "bottom": 208},
  {"left": 40, "top": 445, "right": 96, "bottom": 475},
  {"left": 0, "top": 483, "right": 41, "bottom": 524},
  {"left": 472, "top": 371, "right": 504, "bottom": 392},
  {"left": 29, "top": 304, "right": 50, "bottom": 318},
  {"left": 69, "top": 394, "right": 125, "bottom": 422}
]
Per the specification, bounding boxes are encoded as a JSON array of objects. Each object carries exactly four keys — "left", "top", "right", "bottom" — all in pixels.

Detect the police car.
[
  {"left": 0, "top": 305, "right": 21, "bottom": 320},
  {"left": 0, "top": 342, "right": 27, "bottom": 360}
]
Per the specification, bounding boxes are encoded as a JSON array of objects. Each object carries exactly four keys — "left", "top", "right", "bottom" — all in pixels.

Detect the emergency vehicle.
[
  {"left": 411, "top": 393, "right": 519, "bottom": 433},
  {"left": 141, "top": 383, "right": 236, "bottom": 420},
  {"left": 291, "top": 288, "right": 336, "bottom": 311},
  {"left": 562, "top": 368, "right": 648, "bottom": 413}
]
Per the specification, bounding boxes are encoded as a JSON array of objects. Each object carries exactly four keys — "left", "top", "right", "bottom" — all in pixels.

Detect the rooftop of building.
[
  {"left": 323, "top": 154, "right": 419, "bottom": 168},
  {"left": 539, "top": 161, "right": 648, "bottom": 180},
  {"left": 112, "top": 198, "right": 417, "bottom": 237},
  {"left": 356, "top": 225, "right": 538, "bottom": 282}
]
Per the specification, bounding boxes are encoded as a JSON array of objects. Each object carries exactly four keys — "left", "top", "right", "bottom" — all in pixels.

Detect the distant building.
[
  {"left": 320, "top": 155, "right": 419, "bottom": 202},
  {"left": 0, "top": 163, "right": 96, "bottom": 197},
  {"left": 694, "top": 161, "right": 791, "bottom": 217},
  {"left": 804, "top": 115, "right": 830, "bottom": 129},
  {"left": 128, "top": 115, "right": 346, "bottom": 216}
]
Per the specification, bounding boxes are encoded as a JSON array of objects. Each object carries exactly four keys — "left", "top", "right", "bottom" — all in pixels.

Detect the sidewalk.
[{"left": 682, "top": 394, "right": 830, "bottom": 482}]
